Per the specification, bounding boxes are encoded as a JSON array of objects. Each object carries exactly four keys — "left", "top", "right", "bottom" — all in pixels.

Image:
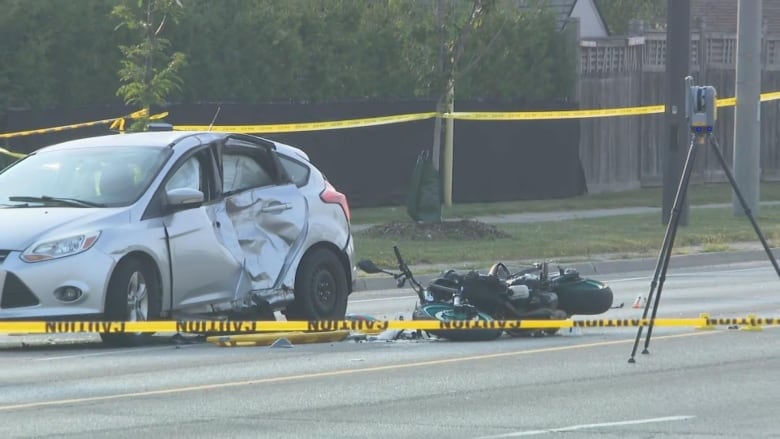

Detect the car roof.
[
  {"left": 35, "top": 131, "right": 310, "bottom": 162},
  {"left": 38, "top": 131, "right": 218, "bottom": 151},
  {"left": 273, "top": 140, "right": 310, "bottom": 162}
]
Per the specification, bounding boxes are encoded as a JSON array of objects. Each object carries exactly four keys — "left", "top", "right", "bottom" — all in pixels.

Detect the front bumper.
[{"left": 0, "top": 250, "right": 114, "bottom": 319}]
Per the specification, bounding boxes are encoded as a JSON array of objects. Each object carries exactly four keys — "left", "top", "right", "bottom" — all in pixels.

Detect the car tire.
[
  {"left": 287, "top": 248, "right": 348, "bottom": 321},
  {"left": 101, "top": 258, "right": 161, "bottom": 346}
]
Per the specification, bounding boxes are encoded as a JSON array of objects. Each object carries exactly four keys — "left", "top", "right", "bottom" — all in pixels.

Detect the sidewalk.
[{"left": 353, "top": 201, "right": 780, "bottom": 232}]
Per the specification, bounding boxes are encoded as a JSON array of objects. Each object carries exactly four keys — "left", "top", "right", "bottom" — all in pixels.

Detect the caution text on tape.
[{"left": 2, "top": 317, "right": 779, "bottom": 334}]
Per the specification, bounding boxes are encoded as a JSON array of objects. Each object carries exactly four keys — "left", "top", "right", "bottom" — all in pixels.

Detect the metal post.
[
  {"left": 443, "top": 80, "right": 454, "bottom": 207},
  {"left": 733, "top": 0, "right": 762, "bottom": 216},
  {"left": 662, "top": 0, "right": 691, "bottom": 226}
]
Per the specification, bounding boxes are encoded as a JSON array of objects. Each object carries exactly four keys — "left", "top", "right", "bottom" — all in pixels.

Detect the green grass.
[
  {"left": 353, "top": 199, "right": 780, "bottom": 269},
  {"left": 350, "top": 182, "right": 780, "bottom": 225}
]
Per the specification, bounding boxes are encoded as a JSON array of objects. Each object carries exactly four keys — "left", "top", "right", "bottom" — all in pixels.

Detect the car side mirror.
[{"left": 165, "top": 187, "right": 204, "bottom": 212}]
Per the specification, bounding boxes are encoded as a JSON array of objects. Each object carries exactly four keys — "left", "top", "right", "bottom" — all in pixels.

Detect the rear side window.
[
  {"left": 222, "top": 152, "right": 274, "bottom": 193},
  {"left": 279, "top": 155, "right": 310, "bottom": 188}
]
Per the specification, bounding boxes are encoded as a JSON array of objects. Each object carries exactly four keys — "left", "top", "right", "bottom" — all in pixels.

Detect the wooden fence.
[{"left": 578, "top": 31, "right": 780, "bottom": 193}]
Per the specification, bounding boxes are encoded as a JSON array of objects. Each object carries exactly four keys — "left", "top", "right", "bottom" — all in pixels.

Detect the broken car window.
[{"left": 222, "top": 153, "right": 274, "bottom": 193}]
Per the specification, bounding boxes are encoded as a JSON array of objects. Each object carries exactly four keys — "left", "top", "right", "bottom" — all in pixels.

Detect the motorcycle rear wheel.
[
  {"left": 556, "top": 283, "right": 614, "bottom": 315},
  {"left": 505, "top": 309, "right": 567, "bottom": 337},
  {"left": 413, "top": 303, "right": 503, "bottom": 341}
]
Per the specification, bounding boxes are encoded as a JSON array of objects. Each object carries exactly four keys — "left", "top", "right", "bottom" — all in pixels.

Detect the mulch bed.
[{"left": 357, "top": 219, "right": 511, "bottom": 240}]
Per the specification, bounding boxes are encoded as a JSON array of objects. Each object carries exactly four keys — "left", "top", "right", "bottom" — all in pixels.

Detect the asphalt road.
[{"left": 2, "top": 261, "right": 780, "bottom": 438}]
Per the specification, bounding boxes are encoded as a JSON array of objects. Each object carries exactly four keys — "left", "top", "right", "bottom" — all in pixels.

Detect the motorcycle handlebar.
[
  {"left": 393, "top": 245, "right": 404, "bottom": 266},
  {"left": 392, "top": 246, "right": 425, "bottom": 299},
  {"left": 393, "top": 246, "right": 411, "bottom": 276}
]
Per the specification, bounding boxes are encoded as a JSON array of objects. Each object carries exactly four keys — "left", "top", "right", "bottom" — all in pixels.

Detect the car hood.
[{"left": 0, "top": 207, "right": 129, "bottom": 251}]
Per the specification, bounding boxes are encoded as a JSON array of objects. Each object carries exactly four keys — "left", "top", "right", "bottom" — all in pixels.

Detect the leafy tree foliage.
[
  {"left": 0, "top": 0, "right": 577, "bottom": 114},
  {"left": 0, "top": 0, "right": 121, "bottom": 110},
  {"left": 113, "top": 0, "right": 187, "bottom": 129},
  {"left": 458, "top": 1, "right": 575, "bottom": 100}
]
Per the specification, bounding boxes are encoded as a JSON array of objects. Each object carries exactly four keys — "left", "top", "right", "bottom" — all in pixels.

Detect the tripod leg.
[
  {"left": 629, "top": 135, "right": 699, "bottom": 363},
  {"left": 709, "top": 135, "right": 780, "bottom": 278}
]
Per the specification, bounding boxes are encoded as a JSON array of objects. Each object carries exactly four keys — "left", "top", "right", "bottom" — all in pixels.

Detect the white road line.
[
  {"left": 34, "top": 345, "right": 191, "bottom": 361},
  {"left": 478, "top": 415, "right": 695, "bottom": 438},
  {"left": 608, "top": 266, "right": 770, "bottom": 283}
]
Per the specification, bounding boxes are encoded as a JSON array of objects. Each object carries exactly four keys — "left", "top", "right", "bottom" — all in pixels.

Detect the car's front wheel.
[
  {"left": 286, "top": 248, "right": 348, "bottom": 321},
  {"left": 101, "top": 257, "right": 161, "bottom": 346}
]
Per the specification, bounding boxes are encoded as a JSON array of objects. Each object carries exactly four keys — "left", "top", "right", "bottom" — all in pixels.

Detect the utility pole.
[
  {"left": 432, "top": 0, "right": 446, "bottom": 172},
  {"left": 443, "top": 80, "right": 454, "bottom": 207},
  {"left": 662, "top": 0, "right": 691, "bottom": 225},
  {"left": 733, "top": 0, "right": 762, "bottom": 216}
]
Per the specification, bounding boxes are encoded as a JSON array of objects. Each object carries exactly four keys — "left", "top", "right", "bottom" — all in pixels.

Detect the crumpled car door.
[{"left": 220, "top": 183, "right": 307, "bottom": 293}]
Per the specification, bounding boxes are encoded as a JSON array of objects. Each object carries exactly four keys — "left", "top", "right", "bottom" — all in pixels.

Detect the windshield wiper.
[{"left": 7, "top": 195, "right": 105, "bottom": 208}]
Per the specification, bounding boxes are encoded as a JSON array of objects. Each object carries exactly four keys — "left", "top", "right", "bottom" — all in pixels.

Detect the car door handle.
[{"left": 260, "top": 203, "right": 291, "bottom": 213}]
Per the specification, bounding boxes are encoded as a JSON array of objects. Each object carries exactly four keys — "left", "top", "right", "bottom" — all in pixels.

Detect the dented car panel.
[
  {"left": 0, "top": 131, "right": 354, "bottom": 325},
  {"left": 223, "top": 184, "right": 306, "bottom": 290}
]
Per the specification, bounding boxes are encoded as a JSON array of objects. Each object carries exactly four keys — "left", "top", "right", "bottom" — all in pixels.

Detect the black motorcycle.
[{"left": 358, "top": 246, "right": 614, "bottom": 341}]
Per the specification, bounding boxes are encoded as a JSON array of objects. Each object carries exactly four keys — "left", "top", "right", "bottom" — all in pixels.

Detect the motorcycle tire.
[
  {"left": 505, "top": 309, "right": 567, "bottom": 338},
  {"left": 412, "top": 303, "right": 503, "bottom": 342},
  {"left": 555, "top": 281, "right": 614, "bottom": 315}
]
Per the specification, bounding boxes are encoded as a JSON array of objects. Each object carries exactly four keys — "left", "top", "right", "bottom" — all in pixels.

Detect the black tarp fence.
[{"left": 0, "top": 100, "right": 586, "bottom": 207}]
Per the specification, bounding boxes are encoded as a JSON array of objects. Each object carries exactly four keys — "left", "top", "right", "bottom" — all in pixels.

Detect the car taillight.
[{"left": 320, "top": 181, "right": 351, "bottom": 222}]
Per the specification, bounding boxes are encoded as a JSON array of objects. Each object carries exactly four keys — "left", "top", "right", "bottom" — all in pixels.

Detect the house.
[
  {"left": 692, "top": 0, "right": 780, "bottom": 34},
  {"left": 542, "top": 0, "right": 610, "bottom": 38}
]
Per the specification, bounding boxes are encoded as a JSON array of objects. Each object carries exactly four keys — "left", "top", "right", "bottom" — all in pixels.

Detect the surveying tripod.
[{"left": 628, "top": 79, "right": 780, "bottom": 363}]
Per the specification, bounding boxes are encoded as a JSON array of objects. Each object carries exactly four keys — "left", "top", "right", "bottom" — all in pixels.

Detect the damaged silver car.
[{"left": 0, "top": 130, "right": 354, "bottom": 345}]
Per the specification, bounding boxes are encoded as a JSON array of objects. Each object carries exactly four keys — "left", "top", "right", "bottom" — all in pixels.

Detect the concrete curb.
[{"left": 353, "top": 248, "right": 780, "bottom": 292}]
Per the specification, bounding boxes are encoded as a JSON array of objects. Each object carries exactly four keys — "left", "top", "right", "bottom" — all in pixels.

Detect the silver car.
[{"left": 0, "top": 130, "right": 354, "bottom": 344}]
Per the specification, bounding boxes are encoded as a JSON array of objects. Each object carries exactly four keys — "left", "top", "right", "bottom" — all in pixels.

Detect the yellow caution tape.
[
  {"left": 445, "top": 92, "right": 778, "bottom": 121},
  {"left": 717, "top": 97, "right": 737, "bottom": 107},
  {"left": 174, "top": 112, "right": 438, "bottom": 134},
  {"left": 446, "top": 105, "right": 665, "bottom": 120},
  {"left": 0, "top": 117, "right": 120, "bottom": 139},
  {"left": 761, "top": 91, "right": 780, "bottom": 102},
  {"left": 3, "top": 90, "right": 780, "bottom": 139},
  {"left": 174, "top": 90, "right": 780, "bottom": 130},
  {"left": 0, "top": 109, "right": 166, "bottom": 140},
  {"left": 0, "top": 316, "right": 778, "bottom": 334},
  {"left": 109, "top": 110, "right": 169, "bottom": 132}
]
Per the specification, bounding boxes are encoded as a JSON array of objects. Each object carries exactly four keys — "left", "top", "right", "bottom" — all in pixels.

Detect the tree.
[
  {"left": 112, "top": 0, "right": 187, "bottom": 130},
  {"left": 435, "top": 0, "right": 493, "bottom": 206},
  {"left": 0, "top": 1, "right": 576, "bottom": 114}
]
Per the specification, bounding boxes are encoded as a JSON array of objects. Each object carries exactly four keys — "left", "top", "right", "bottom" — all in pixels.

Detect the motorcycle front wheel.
[
  {"left": 412, "top": 303, "right": 503, "bottom": 341},
  {"left": 504, "top": 309, "right": 568, "bottom": 337}
]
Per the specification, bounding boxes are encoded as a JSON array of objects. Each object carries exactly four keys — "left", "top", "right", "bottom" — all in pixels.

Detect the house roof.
[
  {"left": 543, "top": 0, "right": 578, "bottom": 31},
  {"left": 692, "top": 0, "right": 780, "bottom": 34},
  {"left": 531, "top": 0, "right": 610, "bottom": 35}
]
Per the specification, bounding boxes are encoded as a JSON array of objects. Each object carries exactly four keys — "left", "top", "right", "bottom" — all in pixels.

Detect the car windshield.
[{"left": 0, "top": 146, "right": 170, "bottom": 207}]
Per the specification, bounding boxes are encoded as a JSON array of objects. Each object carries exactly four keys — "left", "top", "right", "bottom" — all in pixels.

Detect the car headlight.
[{"left": 21, "top": 232, "right": 101, "bottom": 262}]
